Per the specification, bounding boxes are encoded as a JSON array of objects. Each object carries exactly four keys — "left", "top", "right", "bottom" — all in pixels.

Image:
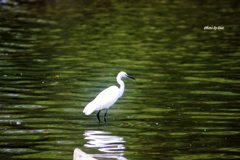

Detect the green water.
[{"left": 0, "top": 0, "right": 239, "bottom": 160}]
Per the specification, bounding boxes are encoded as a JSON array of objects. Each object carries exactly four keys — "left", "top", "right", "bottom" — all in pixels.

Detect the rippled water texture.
[{"left": 0, "top": 0, "right": 239, "bottom": 160}]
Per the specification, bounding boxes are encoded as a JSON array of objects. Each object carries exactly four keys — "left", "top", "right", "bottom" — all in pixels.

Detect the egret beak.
[{"left": 127, "top": 74, "right": 135, "bottom": 80}]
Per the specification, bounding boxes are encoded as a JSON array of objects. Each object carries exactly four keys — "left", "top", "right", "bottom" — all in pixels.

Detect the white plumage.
[
  {"left": 83, "top": 71, "right": 134, "bottom": 123},
  {"left": 83, "top": 86, "right": 120, "bottom": 115}
]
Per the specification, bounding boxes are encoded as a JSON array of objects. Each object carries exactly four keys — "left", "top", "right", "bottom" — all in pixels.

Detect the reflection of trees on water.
[{"left": 84, "top": 130, "right": 127, "bottom": 160}]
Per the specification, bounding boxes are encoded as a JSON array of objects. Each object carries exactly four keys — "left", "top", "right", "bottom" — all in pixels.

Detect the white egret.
[{"left": 83, "top": 71, "right": 135, "bottom": 124}]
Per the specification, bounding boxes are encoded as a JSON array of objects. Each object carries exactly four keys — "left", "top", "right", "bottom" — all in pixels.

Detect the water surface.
[{"left": 0, "top": 0, "right": 239, "bottom": 160}]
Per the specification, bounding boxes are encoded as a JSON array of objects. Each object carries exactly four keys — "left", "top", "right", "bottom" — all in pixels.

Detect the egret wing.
[
  {"left": 83, "top": 86, "right": 120, "bottom": 115},
  {"left": 93, "top": 86, "right": 120, "bottom": 110}
]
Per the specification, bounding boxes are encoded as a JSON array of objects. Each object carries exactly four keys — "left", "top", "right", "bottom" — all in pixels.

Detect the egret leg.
[
  {"left": 104, "top": 109, "right": 108, "bottom": 124},
  {"left": 97, "top": 111, "right": 101, "bottom": 123}
]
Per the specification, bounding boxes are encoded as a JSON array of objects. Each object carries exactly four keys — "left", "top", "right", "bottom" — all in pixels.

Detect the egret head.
[{"left": 118, "top": 71, "right": 135, "bottom": 80}]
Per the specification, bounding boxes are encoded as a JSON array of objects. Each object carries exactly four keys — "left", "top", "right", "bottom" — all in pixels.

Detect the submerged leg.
[
  {"left": 97, "top": 110, "right": 101, "bottom": 124},
  {"left": 104, "top": 109, "right": 108, "bottom": 124}
]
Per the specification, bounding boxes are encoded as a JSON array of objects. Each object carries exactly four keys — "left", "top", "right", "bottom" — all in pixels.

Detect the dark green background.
[{"left": 0, "top": 0, "right": 239, "bottom": 159}]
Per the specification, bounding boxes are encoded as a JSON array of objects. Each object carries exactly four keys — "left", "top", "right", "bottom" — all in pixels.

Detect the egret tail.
[{"left": 83, "top": 102, "right": 97, "bottom": 115}]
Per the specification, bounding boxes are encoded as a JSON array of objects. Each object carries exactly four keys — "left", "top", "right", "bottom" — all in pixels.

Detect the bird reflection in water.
[{"left": 84, "top": 130, "right": 127, "bottom": 160}]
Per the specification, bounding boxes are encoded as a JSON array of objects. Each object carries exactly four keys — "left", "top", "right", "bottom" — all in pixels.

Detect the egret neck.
[{"left": 117, "top": 74, "right": 125, "bottom": 97}]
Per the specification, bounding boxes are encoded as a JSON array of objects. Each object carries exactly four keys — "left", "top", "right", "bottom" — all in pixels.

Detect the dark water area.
[{"left": 0, "top": 0, "right": 239, "bottom": 160}]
